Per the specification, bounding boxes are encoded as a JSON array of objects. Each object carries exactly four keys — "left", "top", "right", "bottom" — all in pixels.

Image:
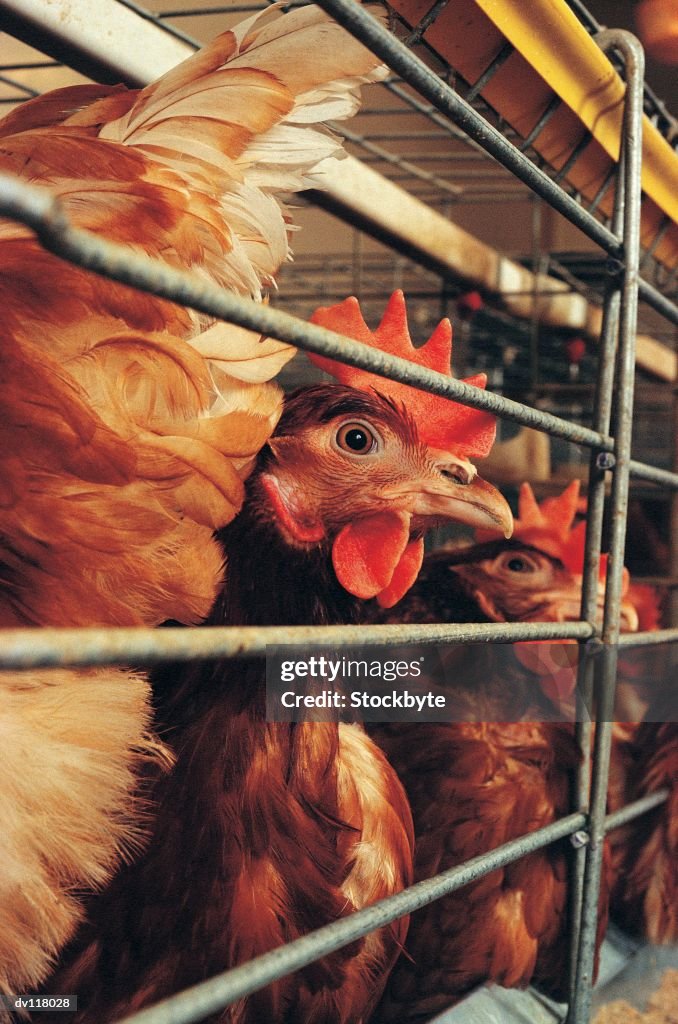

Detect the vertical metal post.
[
  {"left": 568, "top": 30, "right": 645, "bottom": 1024},
  {"left": 567, "top": 110, "right": 629, "bottom": 1005},
  {"left": 671, "top": 372, "right": 678, "bottom": 626},
  {"left": 566, "top": 206, "right": 624, "bottom": 1004},
  {"left": 529, "top": 195, "right": 543, "bottom": 396},
  {"left": 351, "top": 228, "right": 364, "bottom": 297}
]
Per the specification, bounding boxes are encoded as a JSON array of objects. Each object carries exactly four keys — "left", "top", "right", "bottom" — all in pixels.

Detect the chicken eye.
[
  {"left": 335, "top": 422, "right": 378, "bottom": 455},
  {"left": 506, "top": 557, "right": 532, "bottom": 573}
]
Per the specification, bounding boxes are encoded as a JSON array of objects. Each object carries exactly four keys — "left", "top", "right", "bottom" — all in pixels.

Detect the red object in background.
[
  {"left": 635, "top": 0, "right": 678, "bottom": 64},
  {"left": 565, "top": 336, "right": 587, "bottom": 365},
  {"left": 456, "top": 290, "right": 484, "bottom": 319}
]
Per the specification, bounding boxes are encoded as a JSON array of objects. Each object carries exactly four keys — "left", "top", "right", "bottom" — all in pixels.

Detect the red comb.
[
  {"left": 309, "top": 290, "right": 496, "bottom": 459},
  {"left": 476, "top": 480, "right": 602, "bottom": 575},
  {"left": 626, "top": 581, "right": 663, "bottom": 631}
]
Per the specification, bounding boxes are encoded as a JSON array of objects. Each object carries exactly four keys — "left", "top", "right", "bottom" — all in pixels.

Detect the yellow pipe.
[
  {"left": 391, "top": 0, "right": 678, "bottom": 270},
  {"left": 473, "top": 0, "right": 678, "bottom": 244}
]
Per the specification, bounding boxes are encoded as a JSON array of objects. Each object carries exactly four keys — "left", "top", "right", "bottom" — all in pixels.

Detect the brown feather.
[
  {"left": 369, "top": 542, "right": 612, "bottom": 1020},
  {"left": 0, "top": 5, "right": 383, "bottom": 995}
]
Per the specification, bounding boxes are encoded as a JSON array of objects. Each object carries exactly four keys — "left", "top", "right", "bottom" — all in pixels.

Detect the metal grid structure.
[{"left": 0, "top": 1, "right": 677, "bottom": 1023}]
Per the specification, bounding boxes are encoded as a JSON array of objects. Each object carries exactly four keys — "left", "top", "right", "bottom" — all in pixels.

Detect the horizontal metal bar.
[
  {"left": 315, "top": 0, "right": 624, "bottom": 257},
  {"left": 116, "top": 811, "right": 586, "bottom": 1024},
  {"left": 604, "top": 789, "right": 670, "bottom": 833},
  {"left": 628, "top": 460, "right": 678, "bottom": 489},
  {"left": 0, "top": 173, "right": 614, "bottom": 449},
  {"left": 617, "top": 626, "right": 678, "bottom": 646},
  {"left": 0, "top": 622, "right": 595, "bottom": 671},
  {"left": 638, "top": 276, "right": 678, "bottom": 327}
]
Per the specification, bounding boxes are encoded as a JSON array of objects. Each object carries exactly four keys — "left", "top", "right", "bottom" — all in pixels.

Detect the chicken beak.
[{"left": 411, "top": 474, "right": 513, "bottom": 537}]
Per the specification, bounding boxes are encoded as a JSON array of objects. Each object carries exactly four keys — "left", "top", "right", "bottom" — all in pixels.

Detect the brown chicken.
[
  {"left": 370, "top": 481, "right": 639, "bottom": 1020},
  {"left": 43, "top": 293, "right": 513, "bottom": 1023},
  {"left": 606, "top": 587, "right": 677, "bottom": 946},
  {"left": 0, "top": 5, "right": 386, "bottom": 996},
  {"left": 609, "top": 718, "right": 678, "bottom": 945}
]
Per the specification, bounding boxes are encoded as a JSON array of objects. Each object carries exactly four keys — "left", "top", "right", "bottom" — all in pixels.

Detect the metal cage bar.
[
  {"left": 1, "top": 174, "right": 678, "bottom": 488},
  {"left": 567, "top": 89, "right": 628, "bottom": 1007},
  {"left": 568, "top": 30, "right": 646, "bottom": 1024},
  {"left": 114, "top": 813, "right": 590, "bottom": 1024}
]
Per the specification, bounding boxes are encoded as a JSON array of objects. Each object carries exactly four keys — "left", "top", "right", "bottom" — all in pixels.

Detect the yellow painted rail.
[{"left": 391, "top": 0, "right": 678, "bottom": 271}]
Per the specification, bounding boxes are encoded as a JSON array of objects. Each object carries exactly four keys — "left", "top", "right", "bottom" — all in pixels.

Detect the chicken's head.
[
  {"left": 472, "top": 480, "right": 641, "bottom": 705},
  {"left": 476, "top": 480, "right": 639, "bottom": 632},
  {"left": 257, "top": 292, "right": 512, "bottom": 608},
  {"left": 441, "top": 538, "right": 593, "bottom": 624}
]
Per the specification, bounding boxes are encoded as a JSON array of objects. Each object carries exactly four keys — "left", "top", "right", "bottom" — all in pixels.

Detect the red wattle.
[
  {"left": 332, "top": 511, "right": 411, "bottom": 599},
  {"left": 376, "top": 538, "right": 425, "bottom": 608}
]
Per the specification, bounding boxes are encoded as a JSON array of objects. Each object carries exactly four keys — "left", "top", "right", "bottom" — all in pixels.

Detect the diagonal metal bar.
[
  {"left": 404, "top": 0, "right": 451, "bottom": 46},
  {"left": 604, "top": 789, "right": 670, "bottom": 832},
  {"left": 115, "top": 814, "right": 587, "bottom": 1024},
  {"left": 466, "top": 40, "right": 515, "bottom": 103},
  {"left": 314, "top": 0, "right": 624, "bottom": 257},
  {"left": 519, "top": 94, "right": 563, "bottom": 152},
  {"left": 335, "top": 123, "right": 464, "bottom": 196},
  {"left": 553, "top": 129, "right": 594, "bottom": 184},
  {"left": 2, "top": 174, "right": 677, "bottom": 485},
  {"left": 587, "top": 163, "right": 617, "bottom": 216},
  {"left": 0, "top": 172, "right": 612, "bottom": 449},
  {"left": 103, "top": 778, "right": 670, "bottom": 1024}
]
